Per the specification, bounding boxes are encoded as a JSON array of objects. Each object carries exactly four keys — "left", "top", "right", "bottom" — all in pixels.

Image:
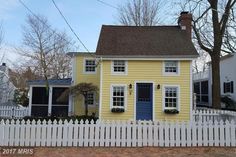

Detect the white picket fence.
[
  {"left": 0, "top": 119, "right": 235, "bottom": 147},
  {"left": 0, "top": 106, "right": 29, "bottom": 118},
  {"left": 193, "top": 109, "right": 236, "bottom": 122}
]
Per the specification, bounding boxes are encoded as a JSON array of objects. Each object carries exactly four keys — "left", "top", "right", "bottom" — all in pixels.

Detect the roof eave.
[{"left": 96, "top": 54, "right": 199, "bottom": 59}]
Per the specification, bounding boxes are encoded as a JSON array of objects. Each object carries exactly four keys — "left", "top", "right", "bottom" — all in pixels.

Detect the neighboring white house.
[
  {"left": 193, "top": 53, "right": 236, "bottom": 107},
  {"left": 0, "top": 63, "right": 16, "bottom": 104}
]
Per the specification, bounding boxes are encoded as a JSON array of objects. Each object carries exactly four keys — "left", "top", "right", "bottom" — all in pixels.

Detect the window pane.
[
  {"left": 31, "top": 106, "right": 48, "bottom": 117},
  {"left": 51, "top": 106, "right": 68, "bottom": 117},
  {"left": 194, "top": 82, "right": 200, "bottom": 94},
  {"left": 137, "top": 84, "right": 151, "bottom": 102},
  {"left": 201, "top": 81, "right": 208, "bottom": 94},
  {"left": 201, "top": 96, "right": 208, "bottom": 103}
]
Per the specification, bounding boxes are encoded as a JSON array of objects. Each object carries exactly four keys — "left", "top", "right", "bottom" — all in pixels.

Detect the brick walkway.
[{"left": 1, "top": 147, "right": 236, "bottom": 157}]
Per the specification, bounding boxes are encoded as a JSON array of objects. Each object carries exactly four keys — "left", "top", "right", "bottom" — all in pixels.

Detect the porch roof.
[{"left": 27, "top": 78, "right": 72, "bottom": 86}]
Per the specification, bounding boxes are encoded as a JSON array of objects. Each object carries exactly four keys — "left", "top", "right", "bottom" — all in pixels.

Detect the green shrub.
[
  {"left": 221, "top": 96, "right": 236, "bottom": 111},
  {"left": 23, "top": 115, "right": 98, "bottom": 124},
  {"left": 164, "top": 109, "right": 179, "bottom": 114}
]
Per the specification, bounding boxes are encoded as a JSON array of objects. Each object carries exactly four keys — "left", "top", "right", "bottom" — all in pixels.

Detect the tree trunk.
[
  {"left": 211, "top": 53, "right": 221, "bottom": 109},
  {"left": 84, "top": 94, "right": 88, "bottom": 116}
]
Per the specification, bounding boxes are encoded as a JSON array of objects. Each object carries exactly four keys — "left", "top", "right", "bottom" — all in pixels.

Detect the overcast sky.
[{"left": 0, "top": 0, "right": 179, "bottom": 66}]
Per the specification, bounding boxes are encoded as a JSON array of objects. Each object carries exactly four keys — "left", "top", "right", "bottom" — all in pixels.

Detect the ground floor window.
[
  {"left": 164, "top": 86, "right": 179, "bottom": 110},
  {"left": 111, "top": 85, "right": 126, "bottom": 108},
  {"left": 85, "top": 92, "right": 95, "bottom": 106},
  {"left": 194, "top": 80, "right": 209, "bottom": 106}
]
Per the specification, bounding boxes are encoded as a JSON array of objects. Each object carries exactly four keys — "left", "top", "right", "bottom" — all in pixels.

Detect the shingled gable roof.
[{"left": 96, "top": 25, "right": 198, "bottom": 58}]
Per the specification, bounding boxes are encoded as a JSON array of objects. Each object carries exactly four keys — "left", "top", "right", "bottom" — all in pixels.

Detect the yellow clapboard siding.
[
  {"left": 73, "top": 55, "right": 100, "bottom": 116},
  {"left": 100, "top": 60, "right": 191, "bottom": 121}
]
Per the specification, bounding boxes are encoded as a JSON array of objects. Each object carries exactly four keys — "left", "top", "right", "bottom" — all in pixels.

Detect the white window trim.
[
  {"left": 83, "top": 58, "right": 97, "bottom": 74},
  {"left": 111, "top": 60, "right": 128, "bottom": 75},
  {"left": 83, "top": 92, "right": 97, "bottom": 107},
  {"left": 162, "top": 61, "right": 180, "bottom": 76},
  {"left": 110, "top": 84, "right": 127, "bottom": 110},
  {"left": 162, "top": 85, "right": 180, "bottom": 111}
]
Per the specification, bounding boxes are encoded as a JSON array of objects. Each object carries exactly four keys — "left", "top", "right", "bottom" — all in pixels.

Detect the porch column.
[
  {"left": 48, "top": 86, "right": 53, "bottom": 116},
  {"left": 28, "top": 86, "right": 33, "bottom": 116}
]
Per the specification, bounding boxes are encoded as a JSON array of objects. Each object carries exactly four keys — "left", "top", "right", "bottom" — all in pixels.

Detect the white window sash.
[
  {"left": 162, "top": 85, "right": 180, "bottom": 111},
  {"left": 110, "top": 84, "right": 127, "bottom": 109},
  {"left": 111, "top": 61, "right": 128, "bottom": 75},
  {"left": 84, "top": 58, "right": 97, "bottom": 74},
  {"left": 163, "top": 61, "right": 180, "bottom": 76}
]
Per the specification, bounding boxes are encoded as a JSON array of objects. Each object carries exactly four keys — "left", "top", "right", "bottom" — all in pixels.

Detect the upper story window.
[
  {"left": 164, "top": 61, "right": 179, "bottom": 75},
  {"left": 224, "top": 81, "right": 234, "bottom": 93},
  {"left": 112, "top": 60, "right": 127, "bottom": 75},
  {"left": 163, "top": 86, "right": 179, "bottom": 110},
  {"left": 84, "top": 59, "right": 96, "bottom": 73}
]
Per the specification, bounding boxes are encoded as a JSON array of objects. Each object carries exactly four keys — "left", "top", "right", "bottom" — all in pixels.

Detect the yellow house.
[{"left": 69, "top": 12, "right": 198, "bottom": 121}]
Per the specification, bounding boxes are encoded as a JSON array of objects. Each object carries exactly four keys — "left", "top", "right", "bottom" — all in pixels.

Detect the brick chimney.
[{"left": 178, "top": 11, "right": 192, "bottom": 40}]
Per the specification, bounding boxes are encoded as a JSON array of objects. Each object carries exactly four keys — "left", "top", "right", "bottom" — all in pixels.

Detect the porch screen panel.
[
  {"left": 51, "top": 87, "right": 69, "bottom": 117},
  {"left": 201, "top": 81, "right": 209, "bottom": 103},
  {"left": 31, "top": 87, "right": 49, "bottom": 117}
]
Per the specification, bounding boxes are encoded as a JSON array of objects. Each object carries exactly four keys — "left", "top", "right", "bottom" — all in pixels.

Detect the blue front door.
[{"left": 136, "top": 83, "right": 153, "bottom": 120}]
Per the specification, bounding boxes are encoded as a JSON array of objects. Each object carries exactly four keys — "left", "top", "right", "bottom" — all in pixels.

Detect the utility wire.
[
  {"left": 96, "top": 0, "right": 119, "bottom": 10},
  {"left": 18, "top": 0, "right": 73, "bottom": 46},
  {"left": 51, "top": 0, "right": 92, "bottom": 54}
]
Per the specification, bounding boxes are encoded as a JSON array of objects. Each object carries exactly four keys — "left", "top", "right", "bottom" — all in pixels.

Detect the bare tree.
[
  {"left": 179, "top": 0, "right": 236, "bottom": 109},
  {"left": 193, "top": 48, "right": 210, "bottom": 73},
  {"left": 117, "top": 0, "right": 163, "bottom": 26},
  {"left": 19, "top": 15, "right": 73, "bottom": 87},
  {"left": 9, "top": 66, "right": 41, "bottom": 90}
]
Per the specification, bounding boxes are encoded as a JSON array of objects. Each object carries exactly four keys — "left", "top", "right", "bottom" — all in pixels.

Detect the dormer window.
[
  {"left": 163, "top": 61, "right": 179, "bottom": 75},
  {"left": 84, "top": 59, "right": 96, "bottom": 74},
  {"left": 112, "top": 60, "right": 127, "bottom": 75}
]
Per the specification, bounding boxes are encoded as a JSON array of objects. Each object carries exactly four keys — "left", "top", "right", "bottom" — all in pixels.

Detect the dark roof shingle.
[{"left": 96, "top": 25, "right": 198, "bottom": 57}]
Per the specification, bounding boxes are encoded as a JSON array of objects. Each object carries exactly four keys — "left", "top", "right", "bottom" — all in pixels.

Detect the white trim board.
[
  {"left": 100, "top": 57, "right": 196, "bottom": 61},
  {"left": 190, "top": 61, "right": 193, "bottom": 122},
  {"left": 99, "top": 59, "right": 103, "bottom": 120}
]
